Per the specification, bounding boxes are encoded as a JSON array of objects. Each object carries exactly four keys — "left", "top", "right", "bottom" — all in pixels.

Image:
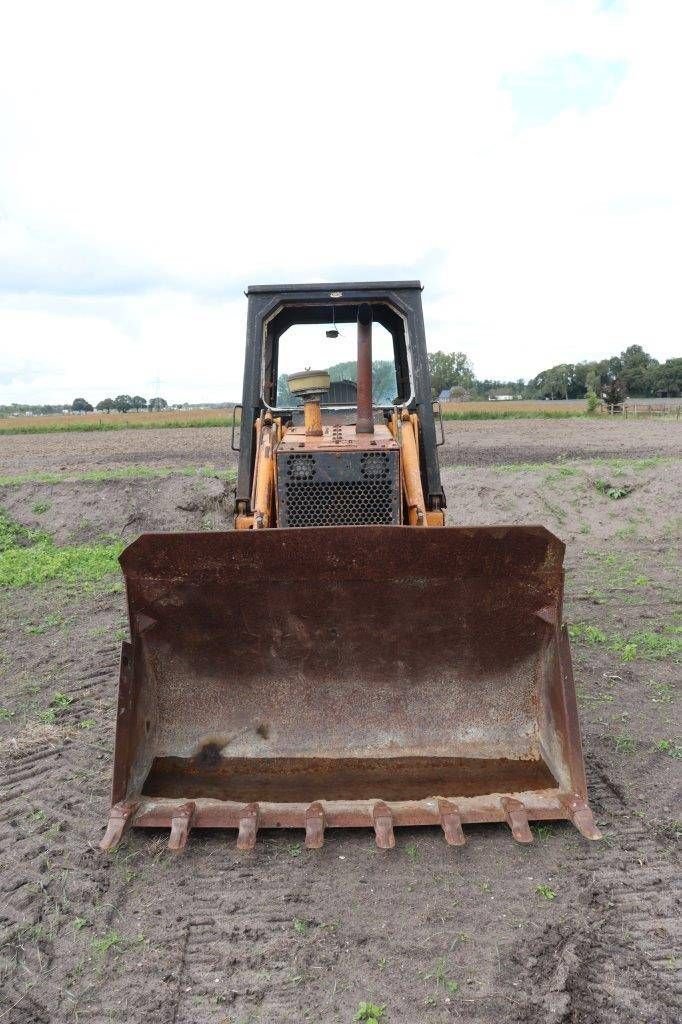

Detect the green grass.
[
  {"left": 0, "top": 537, "right": 123, "bottom": 588},
  {"left": 0, "top": 411, "right": 586, "bottom": 434},
  {"left": 568, "top": 623, "right": 607, "bottom": 644},
  {"left": 536, "top": 884, "right": 557, "bottom": 901},
  {"left": 493, "top": 455, "right": 675, "bottom": 474},
  {"left": 91, "top": 931, "right": 122, "bottom": 955},
  {"left": 570, "top": 621, "right": 681, "bottom": 662},
  {"left": 0, "top": 508, "right": 36, "bottom": 550},
  {"left": 594, "top": 479, "right": 634, "bottom": 500},
  {"left": 0, "top": 416, "right": 233, "bottom": 436},
  {"left": 441, "top": 409, "right": 582, "bottom": 421},
  {"left": 0, "top": 508, "right": 123, "bottom": 588},
  {"left": 655, "top": 739, "right": 682, "bottom": 759},
  {"left": 611, "top": 627, "right": 682, "bottom": 662},
  {"left": 0, "top": 465, "right": 235, "bottom": 487},
  {"left": 354, "top": 1003, "right": 386, "bottom": 1023},
  {"left": 615, "top": 733, "right": 636, "bottom": 754}
]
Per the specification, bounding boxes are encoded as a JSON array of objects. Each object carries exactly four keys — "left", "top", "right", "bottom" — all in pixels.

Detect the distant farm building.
[{"left": 325, "top": 379, "right": 358, "bottom": 404}]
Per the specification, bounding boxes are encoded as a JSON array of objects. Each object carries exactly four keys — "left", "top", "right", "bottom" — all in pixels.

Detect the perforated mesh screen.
[{"left": 278, "top": 450, "right": 400, "bottom": 527}]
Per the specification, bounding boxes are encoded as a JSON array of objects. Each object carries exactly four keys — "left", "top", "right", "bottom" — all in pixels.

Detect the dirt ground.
[
  {"left": 2, "top": 416, "right": 681, "bottom": 474},
  {"left": 0, "top": 420, "right": 680, "bottom": 1024}
]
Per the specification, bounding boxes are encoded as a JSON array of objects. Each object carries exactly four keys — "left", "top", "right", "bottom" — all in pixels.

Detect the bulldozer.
[{"left": 101, "top": 281, "right": 600, "bottom": 853}]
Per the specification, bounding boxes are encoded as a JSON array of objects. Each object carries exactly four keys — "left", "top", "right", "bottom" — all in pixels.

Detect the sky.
[{"left": 0, "top": 0, "right": 680, "bottom": 406}]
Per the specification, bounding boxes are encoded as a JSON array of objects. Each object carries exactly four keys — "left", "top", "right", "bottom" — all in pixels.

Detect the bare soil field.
[
  {"left": 2, "top": 416, "right": 681, "bottom": 476},
  {"left": 0, "top": 419, "right": 680, "bottom": 1024}
]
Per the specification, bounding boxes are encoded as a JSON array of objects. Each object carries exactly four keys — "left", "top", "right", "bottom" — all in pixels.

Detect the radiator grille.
[{"left": 278, "top": 450, "right": 400, "bottom": 527}]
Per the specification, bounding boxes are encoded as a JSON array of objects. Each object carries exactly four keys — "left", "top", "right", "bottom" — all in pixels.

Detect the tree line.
[
  {"left": 70, "top": 395, "right": 169, "bottom": 413},
  {"left": 3, "top": 342, "right": 679, "bottom": 419},
  {"left": 277, "top": 345, "right": 681, "bottom": 405},
  {"left": 429, "top": 344, "right": 681, "bottom": 400}
]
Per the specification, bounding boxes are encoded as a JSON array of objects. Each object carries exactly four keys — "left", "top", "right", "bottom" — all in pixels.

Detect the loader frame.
[
  {"left": 236, "top": 281, "right": 446, "bottom": 516},
  {"left": 101, "top": 280, "right": 602, "bottom": 855}
]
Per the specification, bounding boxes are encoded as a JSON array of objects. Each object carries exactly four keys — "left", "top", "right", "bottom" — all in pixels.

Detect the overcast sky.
[{"left": 1, "top": 0, "right": 680, "bottom": 405}]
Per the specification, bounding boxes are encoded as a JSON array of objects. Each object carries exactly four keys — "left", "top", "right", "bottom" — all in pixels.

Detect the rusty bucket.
[{"left": 101, "top": 526, "right": 600, "bottom": 851}]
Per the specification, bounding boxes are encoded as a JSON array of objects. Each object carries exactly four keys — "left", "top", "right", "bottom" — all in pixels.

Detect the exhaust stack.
[{"left": 356, "top": 302, "right": 373, "bottom": 434}]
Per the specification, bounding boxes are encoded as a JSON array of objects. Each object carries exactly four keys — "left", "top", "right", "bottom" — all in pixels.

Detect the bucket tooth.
[
  {"left": 100, "top": 801, "right": 138, "bottom": 852},
  {"left": 304, "top": 802, "right": 325, "bottom": 849},
  {"left": 237, "top": 803, "right": 259, "bottom": 851},
  {"left": 438, "top": 799, "right": 466, "bottom": 846},
  {"left": 372, "top": 802, "right": 395, "bottom": 850},
  {"left": 501, "top": 797, "right": 533, "bottom": 844},
  {"left": 168, "top": 801, "right": 196, "bottom": 852},
  {"left": 534, "top": 605, "right": 557, "bottom": 626},
  {"left": 561, "top": 795, "right": 602, "bottom": 840}
]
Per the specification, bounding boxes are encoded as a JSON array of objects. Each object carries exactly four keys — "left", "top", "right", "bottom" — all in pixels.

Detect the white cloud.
[{"left": 0, "top": 0, "right": 680, "bottom": 403}]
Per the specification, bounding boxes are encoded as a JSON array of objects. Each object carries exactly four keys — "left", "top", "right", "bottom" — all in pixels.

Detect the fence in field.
[{"left": 621, "top": 401, "right": 681, "bottom": 419}]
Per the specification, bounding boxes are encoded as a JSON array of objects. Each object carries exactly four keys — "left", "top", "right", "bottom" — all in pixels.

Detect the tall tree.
[
  {"left": 148, "top": 396, "right": 168, "bottom": 411},
  {"left": 72, "top": 397, "right": 93, "bottom": 412},
  {"left": 619, "top": 345, "right": 657, "bottom": 395},
  {"left": 427, "top": 351, "right": 475, "bottom": 397},
  {"left": 648, "top": 358, "right": 682, "bottom": 396},
  {"left": 131, "top": 396, "right": 147, "bottom": 411},
  {"left": 276, "top": 373, "right": 293, "bottom": 404},
  {"left": 114, "top": 394, "right": 133, "bottom": 412},
  {"left": 96, "top": 398, "right": 116, "bottom": 412}
]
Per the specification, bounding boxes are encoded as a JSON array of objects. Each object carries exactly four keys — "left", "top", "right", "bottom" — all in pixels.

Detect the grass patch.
[
  {"left": 570, "top": 621, "right": 681, "bottom": 662},
  {"left": 441, "top": 409, "right": 581, "bottom": 421},
  {"left": 0, "top": 465, "right": 235, "bottom": 487},
  {"left": 355, "top": 1003, "right": 386, "bottom": 1023},
  {"left": 615, "top": 733, "right": 636, "bottom": 754},
  {"left": 584, "top": 550, "right": 645, "bottom": 590},
  {"left": 655, "top": 740, "right": 682, "bottom": 759},
  {"left": 569, "top": 623, "right": 607, "bottom": 644},
  {"left": 0, "top": 416, "right": 234, "bottom": 435},
  {"left": 611, "top": 626, "right": 682, "bottom": 662},
  {"left": 91, "top": 930, "right": 123, "bottom": 955},
  {"left": 494, "top": 455, "right": 676, "bottom": 474},
  {"left": 594, "top": 479, "right": 634, "bottom": 500},
  {"left": 536, "top": 884, "right": 557, "bottom": 901},
  {"left": 0, "top": 508, "right": 37, "bottom": 550},
  {"left": 0, "top": 508, "right": 123, "bottom": 588},
  {"left": 0, "top": 537, "right": 123, "bottom": 588}
]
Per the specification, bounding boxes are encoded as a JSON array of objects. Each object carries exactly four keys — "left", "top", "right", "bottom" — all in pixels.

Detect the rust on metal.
[
  {"left": 304, "top": 801, "right": 325, "bottom": 849},
  {"left": 373, "top": 801, "right": 395, "bottom": 849},
  {"left": 438, "top": 798, "right": 466, "bottom": 846},
  {"left": 501, "top": 797, "right": 534, "bottom": 844},
  {"left": 355, "top": 303, "right": 373, "bottom": 434},
  {"left": 561, "top": 794, "right": 603, "bottom": 840},
  {"left": 303, "top": 398, "right": 323, "bottom": 437},
  {"left": 168, "top": 801, "right": 196, "bottom": 852},
  {"left": 142, "top": 755, "right": 557, "bottom": 803},
  {"left": 237, "top": 802, "right": 259, "bottom": 850},
  {"left": 100, "top": 800, "right": 139, "bottom": 852},
  {"left": 278, "top": 422, "right": 398, "bottom": 452},
  {"left": 104, "top": 524, "right": 598, "bottom": 847}
]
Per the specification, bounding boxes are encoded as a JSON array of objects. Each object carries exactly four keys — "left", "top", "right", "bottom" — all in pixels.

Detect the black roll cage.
[{"left": 236, "top": 281, "right": 445, "bottom": 513}]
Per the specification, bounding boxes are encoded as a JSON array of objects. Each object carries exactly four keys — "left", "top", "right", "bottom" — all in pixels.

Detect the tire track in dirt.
[
  {"left": 153, "top": 857, "right": 340, "bottom": 1024},
  {"left": 513, "top": 754, "right": 681, "bottom": 1023},
  {"left": 0, "top": 621, "right": 121, "bottom": 1019}
]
